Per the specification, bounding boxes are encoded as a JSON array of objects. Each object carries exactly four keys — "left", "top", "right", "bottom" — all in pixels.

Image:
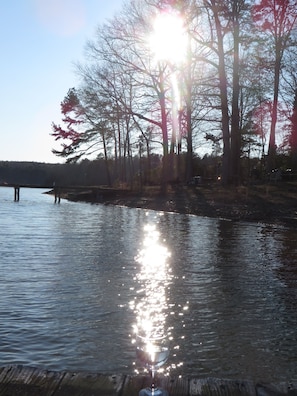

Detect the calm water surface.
[{"left": 0, "top": 187, "right": 296, "bottom": 382}]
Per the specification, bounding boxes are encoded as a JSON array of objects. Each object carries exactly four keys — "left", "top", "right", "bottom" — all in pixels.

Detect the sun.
[{"left": 149, "top": 12, "right": 187, "bottom": 64}]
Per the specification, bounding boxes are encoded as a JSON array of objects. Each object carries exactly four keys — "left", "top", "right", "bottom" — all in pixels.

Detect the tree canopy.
[{"left": 51, "top": 0, "right": 297, "bottom": 185}]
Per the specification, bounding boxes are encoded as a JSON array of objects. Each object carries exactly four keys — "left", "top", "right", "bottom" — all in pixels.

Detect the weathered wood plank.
[
  {"left": 121, "top": 374, "right": 147, "bottom": 396},
  {"left": 158, "top": 376, "right": 189, "bottom": 396},
  {"left": 0, "top": 365, "right": 64, "bottom": 396},
  {"left": 1, "top": 366, "right": 297, "bottom": 396},
  {"left": 189, "top": 378, "right": 257, "bottom": 396},
  {"left": 54, "top": 371, "right": 124, "bottom": 396},
  {"left": 121, "top": 374, "right": 188, "bottom": 396},
  {"left": 255, "top": 382, "right": 297, "bottom": 396},
  {"left": 0, "top": 366, "right": 124, "bottom": 396}
]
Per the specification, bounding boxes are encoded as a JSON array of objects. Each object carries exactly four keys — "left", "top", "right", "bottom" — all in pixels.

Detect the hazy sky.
[{"left": 0, "top": 0, "right": 124, "bottom": 163}]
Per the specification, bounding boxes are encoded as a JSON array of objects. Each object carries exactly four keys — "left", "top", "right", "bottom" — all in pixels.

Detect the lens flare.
[{"left": 149, "top": 12, "right": 187, "bottom": 64}]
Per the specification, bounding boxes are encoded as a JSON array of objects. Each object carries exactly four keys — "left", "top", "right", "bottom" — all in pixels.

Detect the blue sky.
[{"left": 0, "top": 0, "right": 124, "bottom": 163}]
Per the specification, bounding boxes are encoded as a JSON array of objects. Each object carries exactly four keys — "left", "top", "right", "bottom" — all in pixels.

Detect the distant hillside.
[{"left": 0, "top": 160, "right": 110, "bottom": 186}]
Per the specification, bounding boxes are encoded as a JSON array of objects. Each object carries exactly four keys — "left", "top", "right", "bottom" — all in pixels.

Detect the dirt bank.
[{"left": 63, "top": 182, "right": 297, "bottom": 226}]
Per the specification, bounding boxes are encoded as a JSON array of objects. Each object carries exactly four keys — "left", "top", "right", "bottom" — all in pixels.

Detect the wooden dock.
[
  {"left": 0, "top": 365, "right": 296, "bottom": 395},
  {"left": 1, "top": 183, "right": 130, "bottom": 203}
]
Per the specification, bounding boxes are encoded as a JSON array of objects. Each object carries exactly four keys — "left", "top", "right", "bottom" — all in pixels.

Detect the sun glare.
[
  {"left": 131, "top": 224, "right": 171, "bottom": 340},
  {"left": 149, "top": 12, "right": 187, "bottom": 64}
]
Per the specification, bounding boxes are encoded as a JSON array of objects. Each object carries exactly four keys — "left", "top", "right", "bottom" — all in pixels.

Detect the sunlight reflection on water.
[
  {"left": 130, "top": 223, "right": 172, "bottom": 374},
  {"left": 130, "top": 222, "right": 185, "bottom": 375}
]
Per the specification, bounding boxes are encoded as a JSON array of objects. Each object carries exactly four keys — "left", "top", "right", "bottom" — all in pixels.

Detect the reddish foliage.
[
  {"left": 51, "top": 88, "right": 84, "bottom": 148},
  {"left": 252, "top": 0, "right": 297, "bottom": 35},
  {"left": 252, "top": 101, "right": 272, "bottom": 138}
]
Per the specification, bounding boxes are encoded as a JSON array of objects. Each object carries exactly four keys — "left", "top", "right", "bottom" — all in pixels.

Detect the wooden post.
[
  {"left": 14, "top": 186, "right": 20, "bottom": 201},
  {"left": 54, "top": 187, "right": 61, "bottom": 203}
]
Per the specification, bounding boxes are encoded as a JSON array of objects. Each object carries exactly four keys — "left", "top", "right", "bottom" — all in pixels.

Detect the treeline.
[
  {"left": 51, "top": 0, "right": 297, "bottom": 186},
  {"left": 0, "top": 156, "right": 193, "bottom": 187},
  {"left": 1, "top": 153, "right": 294, "bottom": 190},
  {"left": 0, "top": 160, "right": 111, "bottom": 187},
  {"left": 0, "top": 156, "right": 167, "bottom": 187}
]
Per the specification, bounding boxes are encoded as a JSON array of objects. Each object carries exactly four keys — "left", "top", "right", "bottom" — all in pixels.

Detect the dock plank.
[
  {"left": 120, "top": 375, "right": 188, "bottom": 396},
  {"left": 1, "top": 366, "right": 297, "bottom": 396},
  {"left": 54, "top": 371, "right": 124, "bottom": 396},
  {"left": 190, "top": 377, "right": 256, "bottom": 396},
  {"left": 159, "top": 376, "right": 189, "bottom": 396},
  {"left": 121, "top": 375, "right": 147, "bottom": 396},
  {"left": 0, "top": 365, "right": 63, "bottom": 396}
]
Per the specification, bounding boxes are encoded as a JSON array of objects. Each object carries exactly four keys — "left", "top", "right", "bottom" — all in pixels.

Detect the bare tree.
[{"left": 253, "top": 0, "right": 297, "bottom": 170}]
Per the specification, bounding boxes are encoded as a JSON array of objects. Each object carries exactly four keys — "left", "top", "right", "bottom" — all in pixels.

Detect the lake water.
[{"left": 0, "top": 187, "right": 297, "bottom": 382}]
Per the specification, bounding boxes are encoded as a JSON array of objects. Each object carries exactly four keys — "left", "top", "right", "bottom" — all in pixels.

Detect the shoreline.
[{"left": 61, "top": 182, "right": 297, "bottom": 226}]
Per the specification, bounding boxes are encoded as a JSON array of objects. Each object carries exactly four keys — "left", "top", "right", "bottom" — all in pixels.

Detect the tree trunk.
[
  {"left": 267, "top": 47, "right": 281, "bottom": 171},
  {"left": 102, "top": 133, "right": 111, "bottom": 186},
  {"left": 212, "top": 2, "right": 231, "bottom": 185},
  {"left": 230, "top": 2, "right": 241, "bottom": 185},
  {"left": 185, "top": 35, "right": 193, "bottom": 182},
  {"left": 159, "top": 66, "right": 169, "bottom": 187}
]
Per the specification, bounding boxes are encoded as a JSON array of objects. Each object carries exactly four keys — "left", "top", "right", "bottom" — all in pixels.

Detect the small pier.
[
  {"left": 2, "top": 184, "right": 55, "bottom": 202},
  {"left": 0, "top": 365, "right": 296, "bottom": 396},
  {"left": 2, "top": 183, "right": 128, "bottom": 204},
  {"left": 10, "top": 184, "right": 67, "bottom": 203}
]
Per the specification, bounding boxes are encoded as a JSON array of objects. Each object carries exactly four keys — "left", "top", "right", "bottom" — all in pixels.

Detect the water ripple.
[{"left": 0, "top": 188, "right": 297, "bottom": 382}]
